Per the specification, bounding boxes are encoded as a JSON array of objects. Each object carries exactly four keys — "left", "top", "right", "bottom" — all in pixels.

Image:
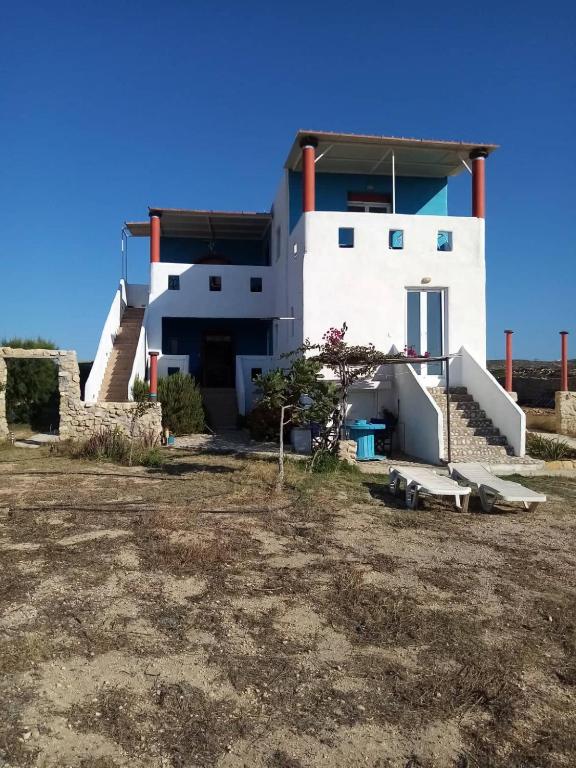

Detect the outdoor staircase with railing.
[
  {"left": 428, "top": 386, "right": 515, "bottom": 462},
  {"left": 99, "top": 308, "right": 145, "bottom": 402}
]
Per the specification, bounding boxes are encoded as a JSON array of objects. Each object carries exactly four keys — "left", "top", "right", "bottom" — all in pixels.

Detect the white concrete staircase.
[
  {"left": 99, "top": 308, "right": 144, "bottom": 402},
  {"left": 428, "top": 386, "right": 515, "bottom": 462}
]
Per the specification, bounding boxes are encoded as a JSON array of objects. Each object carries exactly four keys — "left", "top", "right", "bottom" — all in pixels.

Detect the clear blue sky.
[{"left": 1, "top": 0, "right": 574, "bottom": 361}]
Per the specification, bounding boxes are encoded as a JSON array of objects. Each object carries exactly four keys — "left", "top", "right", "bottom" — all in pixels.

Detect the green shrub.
[
  {"left": 526, "top": 433, "right": 576, "bottom": 461},
  {"left": 132, "top": 376, "right": 149, "bottom": 403},
  {"left": 132, "top": 374, "right": 205, "bottom": 435},
  {"left": 57, "top": 427, "right": 165, "bottom": 467},
  {"left": 246, "top": 401, "right": 283, "bottom": 442},
  {"left": 306, "top": 449, "right": 358, "bottom": 474}
]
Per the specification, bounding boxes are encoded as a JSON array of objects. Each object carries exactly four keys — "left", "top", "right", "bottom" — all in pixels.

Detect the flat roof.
[
  {"left": 126, "top": 208, "right": 271, "bottom": 239},
  {"left": 285, "top": 129, "right": 498, "bottom": 177}
]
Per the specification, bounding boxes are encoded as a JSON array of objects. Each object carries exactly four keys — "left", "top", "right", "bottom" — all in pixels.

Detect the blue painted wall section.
[
  {"left": 288, "top": 171, "right": 448, "bottom": 230},
  {"left": 161, "top": 237, "right": 269, "bottom": 265},
  {"left": 162, "top": 317, "right": 271, "bottom": 379}
]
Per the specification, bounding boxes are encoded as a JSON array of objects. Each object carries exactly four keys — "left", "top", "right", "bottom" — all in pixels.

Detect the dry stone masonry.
[
  {"left": 0, "top": 347, "right": 162, "bottom": 442},
  {"left": 556, "top": 391, "right": 576, "bottom": 437}
]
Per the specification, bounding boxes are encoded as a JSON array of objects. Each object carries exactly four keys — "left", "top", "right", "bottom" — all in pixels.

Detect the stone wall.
[
  {"left": 556, "top": 392, "right": 576, "bottom": 437},
  {"left": 0, "top": 357, "right": 7, "bottom": 440},
  {"left": 0, "top": 347, "right": 162, "bottom": 442}
]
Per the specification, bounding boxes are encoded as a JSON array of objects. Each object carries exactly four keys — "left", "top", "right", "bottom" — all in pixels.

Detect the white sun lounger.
[
  {"left": 389, "top": 466, "right": 471, "bottom": 511},
  {"left": 449, "top": 462, "right": 547, "bottom": 513}
]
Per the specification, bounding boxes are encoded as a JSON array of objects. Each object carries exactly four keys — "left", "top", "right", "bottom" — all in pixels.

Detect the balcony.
[{"left": 149, "top": 262, "right": 274, "bottom": 319}]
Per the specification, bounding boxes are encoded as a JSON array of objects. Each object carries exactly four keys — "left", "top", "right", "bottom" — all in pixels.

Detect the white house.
[{"left": 85, "top": 130, "right": 525, "bottom": 464}]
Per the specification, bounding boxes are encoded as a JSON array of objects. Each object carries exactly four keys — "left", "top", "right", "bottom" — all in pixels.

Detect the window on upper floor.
[
  {"left": 251, "top": 367, "right": 262, "bottom": 381},
  {"left": 347, "top": 192, "right": 391, "bottom": 213},
  {"left": 389, "top": 230, "right": 404, "bottom": 249},
  {"left": 168, "top": 275, "right": 180, "bottom": 290},
  {"left": 250, "top": 277, "right": 262, "bottom": 292},
  {"left": 437, "top": 231, "right": 453, "bottom": 251},
  {"left": 338, "top": 227, "right": 355, "bottom": 248},
  {"left": 209, "top": 275, "right": 222, "bottom": 291}
]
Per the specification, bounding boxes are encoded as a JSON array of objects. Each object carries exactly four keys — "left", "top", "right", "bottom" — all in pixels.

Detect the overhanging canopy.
[
  {"left": 126, "top": 209, "right": 271, "bottom": 239},
  {"left": 285, "top": 130, "right": 498, "bottom": 178}
]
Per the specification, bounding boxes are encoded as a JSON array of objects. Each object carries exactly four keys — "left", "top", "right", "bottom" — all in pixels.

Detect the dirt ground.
[{"left": 0, "top": 445, "right": 575, "bottom": 768}]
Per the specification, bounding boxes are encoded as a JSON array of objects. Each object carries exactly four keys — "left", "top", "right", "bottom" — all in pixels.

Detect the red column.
[
  {"left": 560, "top": 331, "right": 569, "bottom": 391},
  {"left": 470, "top": 149, "right": 488, "bottom": 218},
  {"left": 148, "top": 352, "right": 159, "bottom": 400},
  {"left": 300, "top": 136, "right": 318, "bottom": 213},
  {"left": 150, "top": 214, "right": 161, "bottom": 263},
  {"left": 505, "top": 330, "right": 513, "bottom": 392}
]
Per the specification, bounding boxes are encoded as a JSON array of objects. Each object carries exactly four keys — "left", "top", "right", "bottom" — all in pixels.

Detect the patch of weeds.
[
  {"left": 534, "top": 595, "right": 576, "bottom": 685},
  {"left": 526, "top": 432, "right": 576, "bottom": 461},
  {"left": 0, "top": 633, "right": 59, "bottom": 673},
  {"left": 73, "top": 687, "right": 144, "bottom": 754},
  {"left": 326, "top": 566, "right": 490, "bottom": 656},
  {"left": 464, "top": 711, "right": 576, "bottom": 768},
  {"left": 138, "top": 532, "right": 235, "bottom": 575},
  {"left": 79, "top": 759, "right": 122, "bottom": 768},
  {"left": 0, "top": 681, "right": 39, "bottom": 766},
  {"left": 384, "top": 511, "right": 424, "bottom": 529},
  {"left": 417, "top": 565, "right": 480, "bottom": 593},
  {"left": 267, "top": 750, "right": 305, "bottom": 768}
]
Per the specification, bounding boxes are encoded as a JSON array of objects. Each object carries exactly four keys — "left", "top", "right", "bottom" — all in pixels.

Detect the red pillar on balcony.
[
  {"left": 560, "top": 332, "right": 569, "bottom": 391},
  {"left": 300, "top": 136, "right": 318, "bottom": 213},
  {"left": 148, "top": 352, "right": 159, "bottom": 400},
  {"left": 505, "top": 330, "right": 513, "bottom": 393},
  {"left": 150, "top": 214, "right": 161, "bottom": 263},
  {"left": 470, "top": 149, "right": 488, "bottom": 218}
]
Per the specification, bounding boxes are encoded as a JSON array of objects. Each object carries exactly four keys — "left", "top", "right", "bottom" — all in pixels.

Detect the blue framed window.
[
  {"left": 437, "top": 231, "right": 453, "bottom": 251},
  {"left": 250, "top": 277, "right": 262, "bottom": 292},
  {"left": 389, "top": 230, "right": 404, "bottom": 249},
  {"left": 168, "top": 275, "right": 180, "bottom": 290},
  {"left": 338, "top": 227, "right": 354, "bottom": 248}
]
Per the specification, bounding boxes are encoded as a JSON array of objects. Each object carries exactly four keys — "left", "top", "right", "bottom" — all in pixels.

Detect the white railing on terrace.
[
  {"left": 393, "top": 361, "right": 444, "bottom": 464},
  {"left": 84, "top": 280, "right": 127, "bottom": 403},
  {"left": 454, "top": 346, "right": 525, "bottom": 456}
]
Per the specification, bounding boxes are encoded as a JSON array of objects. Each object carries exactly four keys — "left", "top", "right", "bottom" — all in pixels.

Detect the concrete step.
[{"left": 201, "top": 388, "right": 238, "bottom": 430}]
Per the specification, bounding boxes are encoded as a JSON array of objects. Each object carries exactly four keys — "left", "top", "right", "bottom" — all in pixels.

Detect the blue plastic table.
[{"left": 345, "top": 420, "right": 387, "bottom": 461}]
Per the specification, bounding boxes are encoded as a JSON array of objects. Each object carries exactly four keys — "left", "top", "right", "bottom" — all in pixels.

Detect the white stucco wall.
[{"left": 300, "top": 211, "right": 486, "bottom": 366}]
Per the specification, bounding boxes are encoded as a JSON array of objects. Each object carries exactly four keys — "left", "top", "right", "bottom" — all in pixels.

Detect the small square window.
[
  {"left": 437, "top": 231, "right": 453, "bottom": 251},
  {"left": 168, "top": 275, "right": 180, "bottom": 290},
  {"left": 250, "top": 277, "right": 262, "bottom": 292},
  {"left": 209, "top": 275, "right": 222, "bottom": 291},
  {"left": 251, "top": 367, "right": 263, "bottom": 381},
  {"left": 167, "top": 367, "right": 180, "bottom": 376},
  {"left": 338, "top": 227, "right": 354, "bottom": 248},
  {"left": 389, "top": 230, "right": 404, "bottom": 249}
]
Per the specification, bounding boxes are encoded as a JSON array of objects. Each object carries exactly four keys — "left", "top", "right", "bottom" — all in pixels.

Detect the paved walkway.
[{"left": 12, "top": 432, "right": 59, "bottom": 449}]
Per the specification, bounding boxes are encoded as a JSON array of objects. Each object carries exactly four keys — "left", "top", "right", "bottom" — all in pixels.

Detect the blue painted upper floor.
[{"left": 288, "top": 171, "right": 447, "bottom": 231}]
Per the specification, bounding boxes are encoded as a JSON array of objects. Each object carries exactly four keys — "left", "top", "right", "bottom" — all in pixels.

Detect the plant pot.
[{"left": 291, "top": 427, "right": 312, "bottom": 455}]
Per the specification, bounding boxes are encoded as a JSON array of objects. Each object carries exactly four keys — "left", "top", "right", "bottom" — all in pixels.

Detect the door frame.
[
  {"left": 200, "top": 330, "right": 235, "bottom": 388},
  {"left": 405, "top": 288, "right": 447, "bottom": 385}
]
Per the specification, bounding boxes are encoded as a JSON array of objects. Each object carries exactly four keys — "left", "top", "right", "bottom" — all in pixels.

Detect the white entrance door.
[{"left": 406, "top": 289, "right": 445, "bottom": 384}]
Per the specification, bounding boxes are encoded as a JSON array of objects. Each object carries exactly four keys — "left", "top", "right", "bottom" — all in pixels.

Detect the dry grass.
[{"left": 1, "top": 446, "right": 576, "bottom": 766}]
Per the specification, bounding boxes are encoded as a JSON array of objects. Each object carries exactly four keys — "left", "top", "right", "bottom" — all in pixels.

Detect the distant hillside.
[{"left": 487, "top": 360, "right": 576, "bottom": 407}]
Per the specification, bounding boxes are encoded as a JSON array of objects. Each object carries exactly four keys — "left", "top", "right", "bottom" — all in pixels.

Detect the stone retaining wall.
[
  {"left": 0, "top": 347, "right": 162, "bottom": 442},
  {"left": 556, "top": 392, "right": 576, "bottom": 437}
]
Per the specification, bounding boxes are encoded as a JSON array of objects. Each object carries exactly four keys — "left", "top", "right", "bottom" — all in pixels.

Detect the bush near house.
[
  {"left": 2, "top": 337, "right": 59, "bottom": 431},
  {"left": 132, "top": 373, "right": 205, "bottom": 435},
  {"left": 527, "top": 433, "right": 576, "bottom": 461}
]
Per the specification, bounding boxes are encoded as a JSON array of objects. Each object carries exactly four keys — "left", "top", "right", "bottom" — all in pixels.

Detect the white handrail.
[{"left": 84, "top": 280, "right": 127, "bottom": 402}]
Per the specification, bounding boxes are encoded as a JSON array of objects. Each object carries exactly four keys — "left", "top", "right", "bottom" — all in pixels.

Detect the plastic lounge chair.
[
  {"left": 449, "top": 462, "right": 547, "bottom": 513},
  {"left": 389, "top": 466, "right": 471, "bottom": 511}
]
